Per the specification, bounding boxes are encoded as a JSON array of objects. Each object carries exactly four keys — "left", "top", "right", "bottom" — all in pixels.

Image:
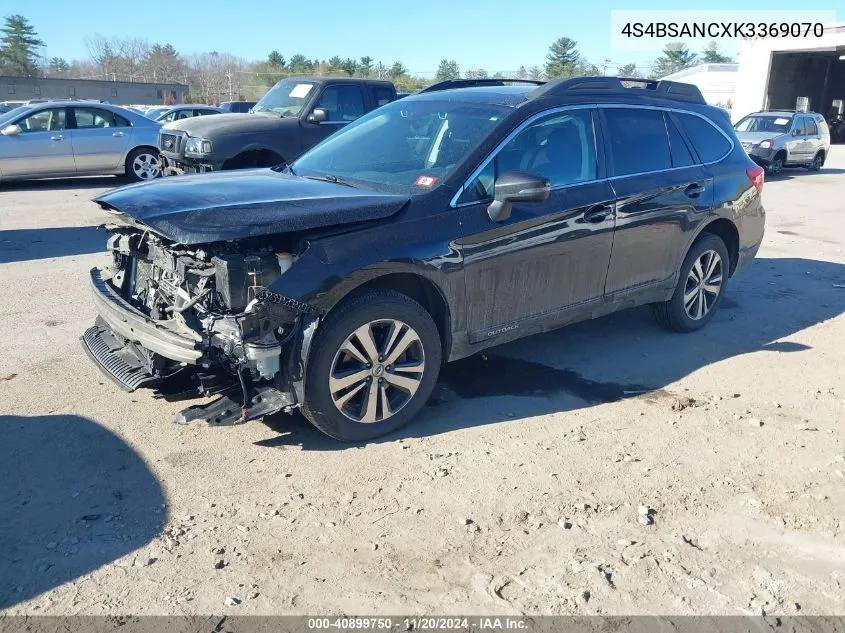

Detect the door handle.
[
  {"left": 112, "top": 131, "right": 125, "bottom": 137},
  {"left": 684, "top": 183, "right": 706, "bottom": 198},
  {"left": 583, "top": 205, "right": 611, "bottom": 223},
  {"left": 50, "top": 134, "right": 64, "bottom": 141}
]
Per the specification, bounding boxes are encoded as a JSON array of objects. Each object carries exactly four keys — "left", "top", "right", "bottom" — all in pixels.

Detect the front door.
[
  {"left": 300, "top": 84, "right": 366, "bottom": 153},
  {"left": 603, "top": 108, "right": 716, "bottom": 294},
  {"left": 0, "top": 107, "right": 75, "bottom": 177},
  {"left": 69, "top": 107, "right": 131, "bottom": 173},
  {"left": 456, "top": 108, "right": 616, "bottom": 341}
]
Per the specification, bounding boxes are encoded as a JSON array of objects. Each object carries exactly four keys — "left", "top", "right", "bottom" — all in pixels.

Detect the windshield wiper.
[{"left": 303, "top": 174, "right": 355, "bottom": 188}]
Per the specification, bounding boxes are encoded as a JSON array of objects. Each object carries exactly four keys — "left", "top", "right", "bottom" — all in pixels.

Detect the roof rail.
[
  {"left": 528, "top": 76, "right": 705, "bottom": 105},
  {"left": 421, "top": 78, "right": 546, "bottom": 93}
]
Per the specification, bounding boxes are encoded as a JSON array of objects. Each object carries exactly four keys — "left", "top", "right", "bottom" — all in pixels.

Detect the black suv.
[{"left": 83, "top": 77, "right": 765, "bottom": 442}]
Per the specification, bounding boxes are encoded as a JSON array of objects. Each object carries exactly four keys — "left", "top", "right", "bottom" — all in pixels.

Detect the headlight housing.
[
  {"left": 184, "top": 137, "right": 213, "bottom": 156},
  {"left": 757, "top": 139, "right": 773, "bottom": 149}
]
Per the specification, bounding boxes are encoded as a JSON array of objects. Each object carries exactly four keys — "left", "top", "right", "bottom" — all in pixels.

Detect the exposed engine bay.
[{"left": 85, "top": 224, "right": 317, "bottom": 425}]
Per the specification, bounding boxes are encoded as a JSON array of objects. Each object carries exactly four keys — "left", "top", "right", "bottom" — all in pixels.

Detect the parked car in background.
[
  {"left": 157, "top": 77, "right": 397, "bottom": 175},
  {"left": 219, "top": 101, "right": 256, "bottom": 113},
  {"left": 145, "top": 106, "right": 171, "bottom": 120},
  {"left": 734, "top": 110, "right": 830, "bottom": 175},
  {"left": 1, "top": 100, "right": 25, "bottom": 109},
  {"left": 0, "top": 104, "right": 11, "bottom": 114},
  {"left": 153, "top": 105, "right": 224, "bottom": 123},
  {"left": 84, "top": 77, "right": 765, "bottom": 441},
  {"left": 0, "top": 102, "right": 162, "bottom": 182}
]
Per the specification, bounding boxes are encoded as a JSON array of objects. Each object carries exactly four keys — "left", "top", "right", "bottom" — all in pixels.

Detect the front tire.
[
  {"left": 653, "top": 233, "right": 729, "bottom": 333},
  {"left": 125, "top": 147, "right": 161, "bottom": 182},
  {"left": 302, "top": 289, "right": 442, "bottom": 442},
  {"left": 766, "top": 154, "right": 784, "bottom": 176}
]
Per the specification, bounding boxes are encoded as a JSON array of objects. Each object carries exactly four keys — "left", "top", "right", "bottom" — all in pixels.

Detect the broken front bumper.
[{"left": 87, "top": 267, "right": 202, "bottom": 365}]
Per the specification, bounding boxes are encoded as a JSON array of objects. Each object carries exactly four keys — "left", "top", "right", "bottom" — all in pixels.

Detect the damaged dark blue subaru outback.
[{"left": 83, "top": 77, "right": 765, "bottom": 441}]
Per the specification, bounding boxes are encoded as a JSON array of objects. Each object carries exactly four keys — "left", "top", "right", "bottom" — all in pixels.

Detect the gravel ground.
[{"left": 1, "top": 153, "right": 844, "bottom": 616}]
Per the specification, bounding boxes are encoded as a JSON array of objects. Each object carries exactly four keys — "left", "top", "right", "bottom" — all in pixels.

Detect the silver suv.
[{"left": 734, "top": 110, "right": 830, "bottom": 175}]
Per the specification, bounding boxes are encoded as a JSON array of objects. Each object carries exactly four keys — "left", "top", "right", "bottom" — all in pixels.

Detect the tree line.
[{"left": 0, "top": 15, "right": 734, "bottom": 104}]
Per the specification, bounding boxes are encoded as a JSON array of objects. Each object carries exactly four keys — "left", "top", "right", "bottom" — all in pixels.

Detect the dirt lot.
[{"left": 1, "top": 153, "right": 844, "bottom": 617}]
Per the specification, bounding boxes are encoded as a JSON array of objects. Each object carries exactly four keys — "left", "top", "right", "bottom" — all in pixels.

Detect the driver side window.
[
  {"left": 19, "top": 108, "right": 66, "bottom": 133},
  {"left": 459, "top": 109, "right": 597, "bottom": 204}
]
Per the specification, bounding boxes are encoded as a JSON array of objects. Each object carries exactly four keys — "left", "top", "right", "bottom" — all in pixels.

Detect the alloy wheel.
[
  {"left": 683, "top": 249, "right": 723, "bottom": 320},
  {"left": 769, "top": 157, "right": 783, "bottom": 175},
  {"left": 329, "top": 319, "right": 425, "bottom": 424},
  {"left": 133, "top": 153, "right": 160, "bottom": 180}
]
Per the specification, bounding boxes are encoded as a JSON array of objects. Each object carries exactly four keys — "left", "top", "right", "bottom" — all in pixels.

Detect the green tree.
[
  {"left": 389, "top": 61, "right": 407, "bottom": 80},
  {"left": 616, "top": 62, "right": 640, "bottom": 78},
  {"left": 46, "top": 56, "right": 70, "bottom": 77},
  {"left": 652, "top": 42, "right": 698, "bottom": 78},
  {"left": 326, "top": 56, "right": 342, "bottom": 73},
  {"left": 288, "top": 53, "right": 313, "bottom": 75},
  {"left": 340, "top": 57, "right": 358, "bottom": 76},
  {"left": 544, "top": 37, "right": 580, "bottom": 79},
  {"left": 267, "top": 50, "right": 285, "bottom": 67},
  {"left": 516, "top": 65, "right": 527, "bottom": 79},
  {"left": 0, "top": 14, "right": 44, "bottom": 77},
  {"left": 435, "top": 59, "right": 459, "bottom": 81},
  {"left": 358, "top": 55, "right": 373, "bottom": 77},
  {"left": 701, "top": 41, "right": 733, "bottom": 64}
]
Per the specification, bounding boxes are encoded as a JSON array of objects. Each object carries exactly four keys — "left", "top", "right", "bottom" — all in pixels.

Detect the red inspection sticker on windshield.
[{"left": 414, "top": 175, "right": 438, "bottom": 187}]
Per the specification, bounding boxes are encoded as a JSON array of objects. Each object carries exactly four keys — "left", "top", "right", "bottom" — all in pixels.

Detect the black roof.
[{"left": 407, "top": 76, "right": 706, "bottom": 109}]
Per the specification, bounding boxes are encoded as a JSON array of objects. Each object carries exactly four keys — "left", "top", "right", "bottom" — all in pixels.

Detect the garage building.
[{"left": 733, "top": 24, "right": 845, "bottom": 122}]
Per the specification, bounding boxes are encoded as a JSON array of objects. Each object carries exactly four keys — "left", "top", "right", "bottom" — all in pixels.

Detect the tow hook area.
[{"left": 174, "top": 385, "right": 294, "bottom": 426}]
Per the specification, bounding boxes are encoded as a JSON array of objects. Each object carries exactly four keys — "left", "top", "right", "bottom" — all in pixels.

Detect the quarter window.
[
  {"left": 315, "top": 85, "right": 365, "bottom": 122},
  {"left": 460, "top": 109, "right": 597, "bottom": 204},
  {"left": 676, "top": 113, "right": 732, "bottom": 163},
  {"left": 18, "top": 108, "right": 66, "bottom": 133},
  {"left": 604, "top": 108, "right": 671, "bottom": 176}
]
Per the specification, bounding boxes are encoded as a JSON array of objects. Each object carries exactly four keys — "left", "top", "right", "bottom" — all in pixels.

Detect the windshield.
[
  {"left": 145, "top": 107, "right": 169, "bottom": 120},
  {"left": 253, "top": 79, "right": 317, "bottom": 116},
  {"left": 290, "top": 98, "right": 510, "bottom": 194},
  {"left": 734, "top": 115, "right": 792, "bottom": 133},
  {"left": 0, "top": 106, "right": 30, "bottom": 127}
]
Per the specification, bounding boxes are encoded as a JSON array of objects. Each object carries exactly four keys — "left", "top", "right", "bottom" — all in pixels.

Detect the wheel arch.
[
  {"left": 321, "top": 271, "right": 452, "bottom": 360},
  {"left": 695, "top": 217, "right": 740, "bottom": 276},
  {"left": 221, "top": 147, "right": 284, "bottom": 170}
]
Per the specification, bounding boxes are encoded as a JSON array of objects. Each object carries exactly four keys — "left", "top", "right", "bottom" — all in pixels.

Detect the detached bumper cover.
[{"left": 89, "top": 267, "right": 202, "bottom": 364}]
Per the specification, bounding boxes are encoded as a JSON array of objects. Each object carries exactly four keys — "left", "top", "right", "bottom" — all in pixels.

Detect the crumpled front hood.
[
  {"left": 93, "top": 170, "right": 409, "bottom": 245},
  {"left": 163, "top": 112, "right": 292, "bottom": 137}
]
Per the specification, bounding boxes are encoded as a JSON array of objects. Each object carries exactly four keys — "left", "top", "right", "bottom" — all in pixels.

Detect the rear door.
[
  {"left": 803, "top": 115, "right": 822, "bottom": 160},
  {"left": 69, "top": 107, "right": 131, "bottom": 172},
  {"left": 602, "top": 106, "right": 713, "bottom": 295},
  {"left": 0, "top": 107, "right": 75, "bottom": 177},
  {"left": 457, "top": 107, "right": 617, "bottom": 339}
]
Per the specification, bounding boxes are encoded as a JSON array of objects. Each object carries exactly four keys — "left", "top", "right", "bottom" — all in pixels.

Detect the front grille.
[{"left": 159, "top": 132, "right": 181, "bottom": 153}]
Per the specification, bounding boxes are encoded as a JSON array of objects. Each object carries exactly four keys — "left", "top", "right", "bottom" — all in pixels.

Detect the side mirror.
[
  {"left": 307, "top": 108, "right": 328, "bottom": 123},
  {"left": 1, "top": 124, "right": 20, "bottom": 136},
  {"left": 487, "top": 171, "right": 550, "bottom": 222}
]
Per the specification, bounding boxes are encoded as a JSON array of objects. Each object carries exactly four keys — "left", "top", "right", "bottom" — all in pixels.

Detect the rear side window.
[
  {"left": 664, "top": 114, "right": 696, "bottom": 168},
  {"left": 374, "top": 87, "right": 395, "bottom": 107},
  {"left": 603, "top": 108, "right": 671, "bottom": 176},
  {"left": 676, "top": 113, "right": 732, "bottom": 163}
]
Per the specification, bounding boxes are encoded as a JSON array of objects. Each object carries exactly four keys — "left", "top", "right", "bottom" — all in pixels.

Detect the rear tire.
[
  {"left": 807, "top": 151, "right": 824, "bottom": 172},
  {"left": 653, "top": 233, "right": 730, "bottom": 333},
  {"left": 125, "top": 147, "right": 161, "bottom": 182},
  {"left": 301, "top": 289, "right": 442, "bottom": 442}
]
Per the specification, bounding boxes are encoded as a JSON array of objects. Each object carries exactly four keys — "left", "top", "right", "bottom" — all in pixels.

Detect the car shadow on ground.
[
  {"left": 0, "top": 226, "right": 106, "bottom": 264},
  {"left": 0, "top": 414, "right": 165, "bottom": 608},
  {"left": 0, "top": 176, "right": 124, "bottom": 192},
  {"left": 258, "top": 256, "right": 845, "bottom": 450}
]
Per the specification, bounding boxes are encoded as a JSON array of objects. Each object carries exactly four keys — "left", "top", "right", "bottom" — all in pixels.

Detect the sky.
[{"left": 4, "top": 0, "right": 843, "bottom": 76}]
